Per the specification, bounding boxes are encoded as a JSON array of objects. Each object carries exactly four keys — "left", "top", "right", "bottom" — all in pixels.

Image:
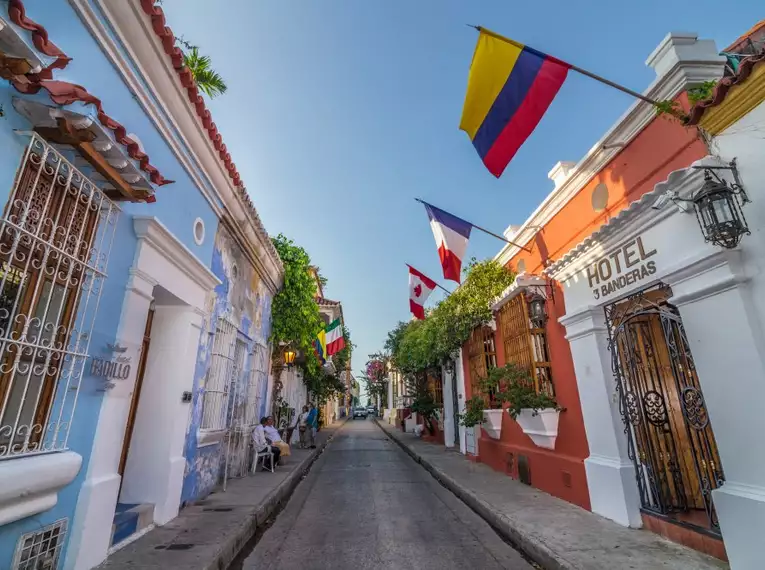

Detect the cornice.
[{"left": 495, "top": 51, "right": 723, "bottom": 267}]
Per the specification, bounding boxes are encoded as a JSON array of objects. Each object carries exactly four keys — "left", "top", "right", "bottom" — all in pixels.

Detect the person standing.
[
  {"left": 297, "top": 405, "right": 310, "bottom": 449},
  {"left": 306, "top": 403, "right": 318, "bottom": 449}
]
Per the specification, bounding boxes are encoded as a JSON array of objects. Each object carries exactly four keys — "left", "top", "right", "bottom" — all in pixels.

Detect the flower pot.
[
  {"left": 482, "top": 409, "right": 503, "bottom": 440},
  {"left": 515, "top": 408, "right": 560, "bottom": 450}
]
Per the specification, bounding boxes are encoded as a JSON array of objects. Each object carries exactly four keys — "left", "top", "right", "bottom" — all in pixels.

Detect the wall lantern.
[
  {"left": 443, "top": 357, "right": 455, "bottom": 376},
  {"left": 691, "top": 161, "right": 750, "bottom": 249},
  {"left": 283, "top": 347, "right": 297, "bottom": 368},
  {"left": 526, "top": 292, "right": 548, "bottom": 329}
]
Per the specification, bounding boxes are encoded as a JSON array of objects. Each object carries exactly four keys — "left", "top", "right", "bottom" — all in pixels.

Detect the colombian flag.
[
  {"left": 460, "top": 28, "right": 570, "bottom": 178},
  {"left": 313, "top": 329, "right": 326, "bottom": 364}
]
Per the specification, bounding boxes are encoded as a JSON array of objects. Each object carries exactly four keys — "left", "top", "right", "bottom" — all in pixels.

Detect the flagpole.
[
  {"left": 468, "top": 25, "right": 661, "bottom": 106},
  {"left": 407, "top": 263, "right": 451, "bottom": 294},
  {"left": 415, "top": 198, "right": 533, "bottom": 253}
]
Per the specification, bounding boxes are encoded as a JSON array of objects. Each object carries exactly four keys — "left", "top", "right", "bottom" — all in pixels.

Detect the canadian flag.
[{"left": 408, "top": 265, "right": 437, "bottom": 320}]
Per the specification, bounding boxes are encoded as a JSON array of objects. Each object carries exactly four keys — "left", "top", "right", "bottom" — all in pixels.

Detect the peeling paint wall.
[{"left": 181, "top": 225, "right": 274, "bottom": 505}]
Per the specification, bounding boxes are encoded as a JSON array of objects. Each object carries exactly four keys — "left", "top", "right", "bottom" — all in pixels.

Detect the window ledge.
[
  {"left": 0, "top": 451, "right": 82, "bottom": 526},
  {"left": 197, "top": 429, "right": 226, "bottom": 448}
]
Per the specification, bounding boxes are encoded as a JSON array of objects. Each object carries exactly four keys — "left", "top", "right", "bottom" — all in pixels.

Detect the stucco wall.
[
  {"left": 0, "top": 1, "right": 219, "bottom": 566},
  {"left": 181, "top": 225, "right": 273, "bottom": 504}
]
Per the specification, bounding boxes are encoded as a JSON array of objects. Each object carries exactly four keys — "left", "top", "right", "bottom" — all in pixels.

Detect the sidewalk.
[
  {"left": 375, "top": 419, "right": 728, "bottom": 570},
  {"left": 100, "top": 419, "right": 346, "bottom": 570}
]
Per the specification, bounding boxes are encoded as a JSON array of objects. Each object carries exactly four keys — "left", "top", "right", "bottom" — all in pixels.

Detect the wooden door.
[{"left": 118, "top": 307, "right": 154, "bottom": 478}]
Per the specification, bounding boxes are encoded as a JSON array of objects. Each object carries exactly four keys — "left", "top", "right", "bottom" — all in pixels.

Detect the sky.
[{"left": 160, "top": 0, "right": 758, "bottom": 380}]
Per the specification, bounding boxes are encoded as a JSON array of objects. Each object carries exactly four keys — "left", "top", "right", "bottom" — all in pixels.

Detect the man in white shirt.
[{"left": 252, "top": 417, "right": 280, "bottom": 470}]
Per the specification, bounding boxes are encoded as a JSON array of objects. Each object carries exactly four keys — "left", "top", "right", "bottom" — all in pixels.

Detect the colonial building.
[
  {"left": 457, "top": 29, "right": 736, "bottom": 560},
  {"left": 0, "top": 1, "right": 283, "bottom": 569}
]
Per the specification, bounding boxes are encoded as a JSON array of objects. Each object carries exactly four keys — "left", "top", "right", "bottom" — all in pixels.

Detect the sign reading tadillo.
[{"left": 587, "top": 236, "right": 657, "bottom": 300}]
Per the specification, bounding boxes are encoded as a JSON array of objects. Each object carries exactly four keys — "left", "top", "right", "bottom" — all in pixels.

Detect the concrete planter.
[
  {"left": 482, "top": 409, "right": 503, "bottom": 440},
  {"left": 515, "top": 408, "right": 560, "bottom": 450}
]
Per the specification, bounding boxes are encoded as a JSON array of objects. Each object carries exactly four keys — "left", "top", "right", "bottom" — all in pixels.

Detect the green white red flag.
[{"left": 325, "top": 319, "right": 345, "bottom": 356}]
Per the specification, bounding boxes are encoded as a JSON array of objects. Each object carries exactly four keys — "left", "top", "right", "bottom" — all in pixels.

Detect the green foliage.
[
  {"left": 654, "top": 100, "right": 688, "bottom": 123},
  {"left": 687, "top": 80, "right": 717, "bottom": 104},
  {"left": 270, "top": 234, "right": 322, "bottom": 352},
  {"left": 483, "top": 364, "right": 562, "bottom": 420},
  {"left": 405, "top": 371, "right": 439, "bottom": 434},
  {"left": 458, "top": 395, "right": 487, "bottom": 428},
  {"left": 386, "top": 259, "right": 516, "bottom": 374},
  {"left": 183, "top": 46, "right": 228, "bottom": 98}
]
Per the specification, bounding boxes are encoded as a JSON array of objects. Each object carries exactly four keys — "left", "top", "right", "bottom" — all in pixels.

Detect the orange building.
[{"left": 458, "top": 30, "right": 726, "bottom": 537}]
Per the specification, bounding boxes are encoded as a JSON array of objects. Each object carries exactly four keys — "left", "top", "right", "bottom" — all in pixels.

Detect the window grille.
[
  {"left": 200, "top": 318, "right": 237, "bottom": 431},
  {"left": 428, "top": 370, "right": 443, "bottom": 406},
  {"left": 497, "top": 294, "right": 555, "bottom": 396},
  {"left": 12, "top": 518, "right": 68, "bottom": 570},
  {"left": 245, "top": 343, "right": 269, "bottom": 427},
  {"left": 0, "top": 134, "right": 117, "bottom": 459}
]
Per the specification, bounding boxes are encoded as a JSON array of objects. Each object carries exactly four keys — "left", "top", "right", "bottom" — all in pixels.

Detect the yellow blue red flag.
[{"left": 460, "top": 27, "right": 570, "bottom": 177}]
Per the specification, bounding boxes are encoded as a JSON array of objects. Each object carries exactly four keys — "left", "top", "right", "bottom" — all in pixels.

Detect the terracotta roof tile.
[
  {"left": 686, "top": 51, "right": 765, "bottom": 126},
  {"left": 11, "top": 79, "right": 174, "bottom": 199},
  {"left": 7, "top": 0, "right": 71, "bottom": 79},
  {"left": 137, "top": 0, "right": 282, "bottom": 270}
]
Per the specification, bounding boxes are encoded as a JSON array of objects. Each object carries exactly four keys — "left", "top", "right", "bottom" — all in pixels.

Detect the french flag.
[{"left": 422, "top": 202, "right": 472, "bottom": 283}]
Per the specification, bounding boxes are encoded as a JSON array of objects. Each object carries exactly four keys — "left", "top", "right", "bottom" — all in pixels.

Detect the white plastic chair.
[{"left": 252, "top": 446, "right": 274, "bottom": 473}]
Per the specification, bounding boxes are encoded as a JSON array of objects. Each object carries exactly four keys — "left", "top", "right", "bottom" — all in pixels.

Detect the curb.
[
  {"left": 204, "top": 418, "right": 347, "bottom": 570},
  {"left": 374, "top": 418, "right": 568, "bottom": 570}
]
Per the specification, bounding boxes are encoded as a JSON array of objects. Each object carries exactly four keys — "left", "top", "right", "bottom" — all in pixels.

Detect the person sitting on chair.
[
  {"left": 252, "top": 417, "right": 280, "bottom": 470},
  {"left": 265, "top": 416, "right": 291, "bottom": 459}
]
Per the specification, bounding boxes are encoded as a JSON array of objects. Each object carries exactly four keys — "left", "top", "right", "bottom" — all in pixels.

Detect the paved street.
[{"left": 238, "top": 419, "right": 532, "bottom": 570}]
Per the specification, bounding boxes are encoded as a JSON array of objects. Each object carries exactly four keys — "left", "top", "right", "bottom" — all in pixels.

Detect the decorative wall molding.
[
  {"left": 0, "top": 451, "right": 82, "bottom": 526},
  {"left": 133, "top": 216, "right": 220, "bottom": 293}
]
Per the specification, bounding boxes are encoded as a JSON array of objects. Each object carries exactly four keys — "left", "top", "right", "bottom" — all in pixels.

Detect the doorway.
[
  {"left": 605, "top": 285, "right": 724, "bottom": 534},
  {"left": 450, "top": 363, "right": 460, "bottom": 447},
  {"left": 118, "top": 306, "right": 154, "bottom": 480}
]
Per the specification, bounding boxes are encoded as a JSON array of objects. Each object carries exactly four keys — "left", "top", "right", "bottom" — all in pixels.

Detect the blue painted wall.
[
  {"left": 181, "top": 225, "right": 274, "bottom": 505},
  {"left": 0, "top": 0, "right": 224, "bottom": 566}
]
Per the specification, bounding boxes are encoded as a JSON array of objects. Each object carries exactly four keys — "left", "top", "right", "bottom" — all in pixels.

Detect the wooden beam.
[
  {"left": 35, "top": 117, "right": 149, "bottom": 202},
  {"left": 0, "top": 50, "right": 33, "bottom": 81}
]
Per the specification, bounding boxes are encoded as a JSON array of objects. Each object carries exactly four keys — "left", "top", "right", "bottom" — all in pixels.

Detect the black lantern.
[
  {"left": 527, "top": 292, "right": 548, "bottom": 329},
  {"left": 692, "top": 162, "right": 750, "bottom": 250}
]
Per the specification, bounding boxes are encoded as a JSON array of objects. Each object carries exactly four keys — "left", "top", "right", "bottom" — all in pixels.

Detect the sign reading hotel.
[{"left": 587, "top": 237, "right": 657, "bottom": 300}]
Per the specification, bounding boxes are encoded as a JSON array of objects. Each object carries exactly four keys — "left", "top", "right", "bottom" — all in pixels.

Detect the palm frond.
[{"left": 183, "top": 46, "right": 228, "bottom": 98}]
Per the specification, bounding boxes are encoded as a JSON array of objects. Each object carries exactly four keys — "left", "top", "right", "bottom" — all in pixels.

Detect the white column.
[
  {"left": 120, "top": 305, "right": 204, "bottom": 525},
  {"left": 64, "top": 270, "right": 155, "bottom": 570},
  {"left": 442, "top": 366, "right": 456, "bottom": 448},
  {"left": 667, "top": 253, "right": 765, "bottom": 569},
  {"left": 560, "top": 307, "right": 642, "bottom": 527},
  {"left": 455, "top": 351, "right": 468, "bottom": 455}
]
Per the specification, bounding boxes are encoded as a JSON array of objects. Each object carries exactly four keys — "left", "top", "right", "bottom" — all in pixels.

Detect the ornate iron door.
[{"left": 606, "top": 286, "right": 724, "bottom": 533}]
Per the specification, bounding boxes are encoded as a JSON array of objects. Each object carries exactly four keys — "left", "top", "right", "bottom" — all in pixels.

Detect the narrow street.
[{"left": 237, "top": 419, "right": 533, "bottom": 570}]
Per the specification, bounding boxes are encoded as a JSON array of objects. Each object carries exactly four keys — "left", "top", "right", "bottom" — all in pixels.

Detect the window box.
[
  {"left": 482, "top": 409, "right": 503, "bottom": 439},
  {"left": 515, "top": 408, "right": 560, "bottom": 450}
]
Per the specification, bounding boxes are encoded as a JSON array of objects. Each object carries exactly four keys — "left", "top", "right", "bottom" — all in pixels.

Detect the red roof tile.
[
  {"left": 12, "top": 79, "right": 174, "bottom": 197},
  {"left": 7, "top": 0, "right": 71, "bottom": 79},
  {"left": 138, "top": 0, "right": 242, "bottom": 188},
  {"left": 686, "top": 52, "right": 765, "bottom": 126}
]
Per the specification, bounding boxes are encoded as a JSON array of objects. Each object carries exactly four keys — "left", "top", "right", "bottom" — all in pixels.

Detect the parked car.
[
  {"left": 353, "top": 408, "right": 368, "bottom": 419},
  {"left": 367, "top": 406, "right": 377, "bottom": 416}
]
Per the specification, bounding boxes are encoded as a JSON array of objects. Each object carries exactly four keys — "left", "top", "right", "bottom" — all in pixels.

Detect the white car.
[{"left": 353, "top": 408, "right": 368, "bottom": 419}]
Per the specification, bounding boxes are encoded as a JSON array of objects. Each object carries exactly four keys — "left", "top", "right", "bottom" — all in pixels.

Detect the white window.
[
  {"left": 201, "top": 319, "right": 249, "bottom": 432},
  {"left": 12, "top": 518, "right": 68, "bottom": 570},
  {"left": 200, "top": 319, "right": 237, "bottom": 431},
  {"left": 0, "top": 134, "right": 117, "bottom": 459},
  {"left": 245, "top": 343, "right": 270, "bottom": 427}
]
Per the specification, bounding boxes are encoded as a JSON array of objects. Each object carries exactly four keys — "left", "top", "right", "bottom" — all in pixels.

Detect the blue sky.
[{"left": 160, "top": 0, "right": 757, "bottom": 378}]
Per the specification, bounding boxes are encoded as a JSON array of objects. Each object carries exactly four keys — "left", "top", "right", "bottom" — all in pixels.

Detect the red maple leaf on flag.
[{"left": 413, "top": 284, "right": 422, "bottom": 298}]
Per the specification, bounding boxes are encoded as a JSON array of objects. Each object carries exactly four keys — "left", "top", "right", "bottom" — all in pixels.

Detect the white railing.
[{"left": 0, "top": 134, "right": 118, "bottom": 459}]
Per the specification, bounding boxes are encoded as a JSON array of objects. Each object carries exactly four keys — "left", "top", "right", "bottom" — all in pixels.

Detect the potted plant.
[{"left": 492, "top": 364, "right": 563, "bottom": 450}]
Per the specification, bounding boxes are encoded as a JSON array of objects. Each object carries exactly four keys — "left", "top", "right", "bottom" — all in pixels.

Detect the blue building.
[{"left": 0, "top": 1, "right": 282, "bottom": 568}]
